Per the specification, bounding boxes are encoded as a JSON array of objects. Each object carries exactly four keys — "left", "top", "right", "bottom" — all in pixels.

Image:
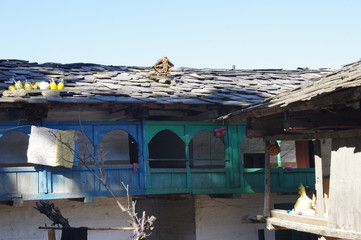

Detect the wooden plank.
[
  {"left": 48, "top": 229, "right": 55, "bottom": 240},
  {"left": 314, "top": 140, "right": 325, "bottom": 217},
  {"left": 249, "top": 108, "right": 361, "bottom": 139},
  {"left": 40, "top": 226, "right": 137, "bottom": 231},
  {"left": 0, "top": 173, "right": 17, "bottom": 194},
  {"left": 17, "top": 172, "right": 39, "bottom": 194},
  {"left": 270, "top": 210, "right": 327, "bottom": 226},
  {"left": 225, "top": 86, "right": 361, "bottom": 126},
  {"left": 268, "top": 216, "right": 361, "bottom": 239},
  {"left": 328, "top": 137, "right": 361, "bottom": 232},
  {"left": 38, "top": 168, "right": 47, "bottom": 194},
  {"left": 264, "top": 129, "right": 361, "bottom": 141},
  {"left": 264, "top": 141, "right": 270, "bottom": 217}
]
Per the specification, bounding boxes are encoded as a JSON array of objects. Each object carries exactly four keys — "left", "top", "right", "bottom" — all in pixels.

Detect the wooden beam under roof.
[
  {"left": 224, "top": 86, "right": 361, "bottom": 126},
  {"left": 263, "top": 129, "right": 361, "bottom": 141},
  {"left": 246, "top": 107, "right": 361, "bottom": 139}
]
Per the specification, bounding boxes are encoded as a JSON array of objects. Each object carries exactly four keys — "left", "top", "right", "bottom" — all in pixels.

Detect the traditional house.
[
  {"left": 0, "top": 59, "right": 330, "bottom": 239},
  {"left": 224, "top": 59, "right": 361, "bottom": 240}
]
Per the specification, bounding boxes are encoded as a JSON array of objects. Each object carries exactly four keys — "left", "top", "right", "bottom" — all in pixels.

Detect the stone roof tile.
[{"left": 0, "top": 59, "right": 333, "bottom": 109}]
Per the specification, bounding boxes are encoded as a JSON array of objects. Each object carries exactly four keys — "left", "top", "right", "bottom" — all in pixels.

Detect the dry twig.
[{"left": 41, "top": 113, "right": 156, "bottom": 239}]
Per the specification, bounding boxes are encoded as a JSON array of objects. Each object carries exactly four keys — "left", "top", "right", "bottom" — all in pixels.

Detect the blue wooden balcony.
[
  {"left": 0, "top": 165, "right": 143, "bottom": 201},
  {"left": 0, "top": 121, "right": 145, "bottom": 201},
  {"left": 0, "top": 120, "right": 316, "bottom": 201}
]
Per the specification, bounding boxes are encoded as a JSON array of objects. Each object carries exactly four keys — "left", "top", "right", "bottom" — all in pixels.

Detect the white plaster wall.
[
  {"left": 0, "top": 197, "right": 133, "bottom": 240},
  {"left": 278, "top": 140, "right": 296, "bottom": 163},
  {"left": 241, "top": 137, "right": 297, "bottom": 165},
  {"left": 195, "top": 193, "right": 298, "bottom": 240},
  {"left": 136, "top": 198, "right": 196, "bottom": 240},
  {"left": 1, "top": 193, "right": 300, "bottom": 240},
  {"left": 241, "top": 137, "right": 265, "bottom": 154}
]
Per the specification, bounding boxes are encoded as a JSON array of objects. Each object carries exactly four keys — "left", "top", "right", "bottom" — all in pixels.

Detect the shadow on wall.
[{"left": 135, "top": 197, "right": 196, "bottom": 240}]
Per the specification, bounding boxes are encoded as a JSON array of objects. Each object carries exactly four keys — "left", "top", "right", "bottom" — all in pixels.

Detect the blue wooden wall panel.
[
  {"left": 0, "top": 121, "right": 146, "bottom": 200},
  {"left": 99, "top": 169, "right": 141, "bottom": 192},
  {"left": 51, "top": 171, "right": 75, "bottom": 193},
  {"left": 0, "top": 173, "right": 17, "bottom": 194},
  {"left": 17, "top": 172, "right": 39, "bottom": 194}
]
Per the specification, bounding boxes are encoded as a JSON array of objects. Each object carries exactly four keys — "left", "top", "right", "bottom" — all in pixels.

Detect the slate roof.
[
  {"left": 255, "top": 59, "right": 361, "bottom": 108},
  {"left": 222, "top": 59, "right": 361, "bottom": 124},
  {"left": 0, "top": 59, "right": 332, "bottom": 107}
]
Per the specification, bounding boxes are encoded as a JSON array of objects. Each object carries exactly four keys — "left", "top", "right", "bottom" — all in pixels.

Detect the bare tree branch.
[
  {"left": 42, "top": 114, "right": 156, "bottom": 239},
  {"left": 34, "top": 201, "right": 70, "bottom": 228}
]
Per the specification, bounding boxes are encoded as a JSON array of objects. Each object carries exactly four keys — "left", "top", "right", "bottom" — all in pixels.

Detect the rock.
[
  {"left": 115, "top": 75, "right": 133, "bottom": 81},
  {"left": 9, "top": 70, "right": 31, "bottom": 75},
  {"left": 93, "top": 73, "right": 117, "bottom": 78},
  {"left": 3, "top": 89, "right": 27, "bottom": 97},
  {"left": 15, "top": 75, "right": 27, "bottom": 80}
]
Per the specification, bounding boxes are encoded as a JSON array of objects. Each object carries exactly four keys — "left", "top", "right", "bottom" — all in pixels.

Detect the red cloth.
[
  {"left": 133, "top": 162, "right": 138, "bottom": 173},
  {"left": 213, "top": 127, "right": 226, "bottom": 138}
]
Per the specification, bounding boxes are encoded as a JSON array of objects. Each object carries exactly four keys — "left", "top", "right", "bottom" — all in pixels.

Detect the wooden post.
[
  {"left": 48, "top": 229, "right": 55, "bottom": 240},
  {"left": 314, "top": 140, "right": 325, "bottom": 217},
  {"left": 264, "top": 141, "right": 271, "bottom": 217}
]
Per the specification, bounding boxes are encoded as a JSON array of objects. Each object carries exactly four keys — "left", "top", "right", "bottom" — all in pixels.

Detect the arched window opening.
[
  {"left": 97, "top": 130, "right": 138, "bottom": 165},
  {"left": 0, "top": 131, "right": 29, "bottom": 166},
  {"left": 189, "top": 130, "right": 225, "bottom": 169},
  {"left": 148, "top": 130, "right": 185, "bottom": 168}
]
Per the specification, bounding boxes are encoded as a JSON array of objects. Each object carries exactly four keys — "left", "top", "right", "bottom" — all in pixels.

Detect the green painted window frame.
[{"left": 145, "top": 121, "right": 247, "bottom": 193}]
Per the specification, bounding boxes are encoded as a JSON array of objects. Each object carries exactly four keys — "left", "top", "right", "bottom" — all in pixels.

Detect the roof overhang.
[{"left": 221, "top": 85, "right": 361, "bottom": 140}]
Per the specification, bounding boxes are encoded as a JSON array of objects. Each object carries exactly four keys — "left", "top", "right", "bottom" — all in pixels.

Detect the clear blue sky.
[{"left": 1, "top": 1, "right": 360, "bottom": 70}]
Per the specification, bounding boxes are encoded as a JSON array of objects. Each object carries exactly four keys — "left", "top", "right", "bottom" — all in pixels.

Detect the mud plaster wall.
[
  {"left": 241, "top": 137, "right": 296, "bottom": 167},
  {"left": 195, "top": 193, "right": 299, "bottom": 240},
  {"left": 0, "top": 197, "right": 132, "bottom": 240},
  {"left": 0, "top": 193, "right": 299, "bottom": 240}
]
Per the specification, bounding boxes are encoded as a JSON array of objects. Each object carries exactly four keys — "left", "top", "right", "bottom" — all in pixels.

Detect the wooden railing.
[
  {"left": 0, "top": 165, "right": 315, "bottom": 200},
  {"left": 242, "top": 168, "right": 315, "bottom": 193},
  {"left": 147, "top": 160, "right": 315, "bottom": 195},
  {"left": 0, "top": 165, "right": 144, "bottom": 201},
  {"left": 146, "top": 158, "right": 231, "bottom": 194}
]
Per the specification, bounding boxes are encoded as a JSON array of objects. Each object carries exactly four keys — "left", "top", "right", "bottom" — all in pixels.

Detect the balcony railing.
[
  {"left": 0, "top": 164, "right": 315, "bottom": 200},
  {"left": 146, "top": 158, "right": 231, "bottom": 194},
  {"left": 147, "top": 159, "right": 315, "bottom": 195},
  {"left": 0, "top": 165, "right": 143, "bottom": 201},
  {"left": 242, "top": 167, "right": 315, "bottom": 193}
]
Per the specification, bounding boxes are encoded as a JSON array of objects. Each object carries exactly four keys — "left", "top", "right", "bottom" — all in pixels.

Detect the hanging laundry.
[
  {"left": 213, "top": 127, "right": 226, "bottom": 138},
  {"left": 61, "top": 227, "right": 88, "bottom": 240},
  {"left": 27, "top": 126, "right": 78, "bottom": 168},
  {"left": 133, "top": 162, "right": 138, "bottom": 173}
]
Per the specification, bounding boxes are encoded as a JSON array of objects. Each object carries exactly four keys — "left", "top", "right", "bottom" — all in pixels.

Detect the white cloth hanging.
[{"left": 27, "top": 126, "right": 77, "bottom": 168}]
